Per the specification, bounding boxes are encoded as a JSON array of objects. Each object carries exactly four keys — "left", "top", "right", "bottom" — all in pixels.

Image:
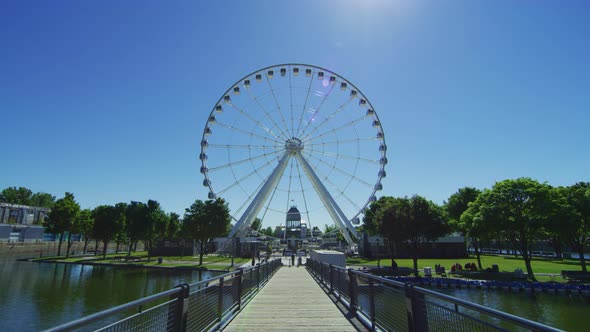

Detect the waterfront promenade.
[{"left": 224, "top": 260, "right": 361, "bottom": 331}]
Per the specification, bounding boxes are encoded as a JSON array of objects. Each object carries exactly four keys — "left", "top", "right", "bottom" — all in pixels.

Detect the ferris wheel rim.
[{"left": 199, "top": 63, "right": 387, "bottom": 224}]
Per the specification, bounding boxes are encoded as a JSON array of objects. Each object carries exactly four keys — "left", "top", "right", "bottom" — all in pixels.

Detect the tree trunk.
[
  {"left": 523, "top": 255, "right": 536, "bottom": 281},
  {"left": 413, "top": 255, "right": 419, "bottom": 277},
  {"left": 94, "top": 240, "right": 99, "bottom": 256},
  {"left": 147, "top": 239, "right": 152, "bottom": 262},
  {"left": 83, "top": 237, "right": 89, "bottom": 254},
  {"left": 102, "top": 240, "right": 108, "bottom": 260},
  {"left": 57, "top": 233, "right": 64, "bottom": 256},
  {"left": 115, "top": 241, "right": 120, "bottom": 254},
  {"left": 199, "top": 241, "right": 205, "bottom": 265},
  {"left": 578, "top": 245, "right": 587, "bottom": 272},
  {"left": 472, "top": 237, "right": 482, "bottom": 269},
  {"left": 66, "top": 233, "right": 73, "bottom": 258}
]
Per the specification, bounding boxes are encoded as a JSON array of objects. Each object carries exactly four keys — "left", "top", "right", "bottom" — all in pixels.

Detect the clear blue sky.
[{"left": 1, "top": 1, "right": 588, "bottom": 228}]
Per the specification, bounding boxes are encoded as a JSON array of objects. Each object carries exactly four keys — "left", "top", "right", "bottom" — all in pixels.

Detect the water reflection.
[{"left": 0, "top": 257, "right": 216, "bottom": 331}]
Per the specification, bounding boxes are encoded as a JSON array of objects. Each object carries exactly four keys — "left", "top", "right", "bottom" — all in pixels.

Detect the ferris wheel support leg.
[
  {"left": 294, "top": 152, "right": 359, "bottom": 245},
  {"left": 227, "top": 152, "right": 291, "bottom": 239}
]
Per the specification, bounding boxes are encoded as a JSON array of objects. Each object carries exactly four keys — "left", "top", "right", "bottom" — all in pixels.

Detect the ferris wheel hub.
[{"left": 285, "top": 137, "right": 304, "bottom": 153}]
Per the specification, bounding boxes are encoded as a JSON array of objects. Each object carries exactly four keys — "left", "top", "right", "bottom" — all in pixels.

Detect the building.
[
  {"left": 0, "top": 203, "right": 50, "bottom": 242},
  {"left": 359, "top": 232, "right": 468, "bottom": 259}
]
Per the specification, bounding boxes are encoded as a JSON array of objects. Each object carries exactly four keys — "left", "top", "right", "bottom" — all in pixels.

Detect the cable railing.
[
  {"left": 44, "top": 259, "right": 282, "bottom": 332},
  {"left": 306, "top": 259, "right": 563, "bottom": 332}
]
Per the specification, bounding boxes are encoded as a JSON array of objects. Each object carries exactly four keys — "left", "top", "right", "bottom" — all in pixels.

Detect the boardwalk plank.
[{"left": 223, "top": 266, "right": 358, "bottom": 331}]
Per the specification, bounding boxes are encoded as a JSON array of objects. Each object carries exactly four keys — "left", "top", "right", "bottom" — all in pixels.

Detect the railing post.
[
  {"left": 348, "top": 269, "right": 357, "bottom": 314},
  {"left": 170, "top": 283, "right": 190, "bottom": 332},
  {"left": 217, "top": 277, "right": 224, "bottom": 322},
  {"left": 405, "top": 283, "right": 429, "bottom": 332},
  {"left": 237, "top": 269, "right": 243, "bottom": 311},
  {"left": 369, "top": 278, "right": 376, "bottom": 331},
  {"left": 256, "top": 264, "right": 261, "bottom": 290},
  {"left": 329, "top": 264, "right": 334, "bottom": 293}
]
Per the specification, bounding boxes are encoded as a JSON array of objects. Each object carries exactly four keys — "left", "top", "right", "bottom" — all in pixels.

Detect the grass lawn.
[
  {"left": 347, "top": 255, "right": 584, "bottom": 282},
  {"left": 33, "top": 252, "right": 251, "bottom": 270}
]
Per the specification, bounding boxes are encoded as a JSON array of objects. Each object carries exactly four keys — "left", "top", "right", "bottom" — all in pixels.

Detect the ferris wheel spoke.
[
  {"left": 244, "top": 88, "right": 290, "bottom": 140},
  {"left": 299, "top": 81, "right": 337, "bottom": 138},
  {"left": 208, "top": 149, "right": 283, "bottom": 172},
  {"left": 284, "top": 158, "right": 295, "bottom": 216},
  {"left": 260, "top": 175, "right": 282, "bottom": 225},
  {"left": 288, "top": 65, "right": 295, "bottom": 136},
  {"left": 310, "top": 165, "right": 363, "bottom": 212},
  {"left": 214, "top": 121, "right": 283, "bottom": 145},
  {"left": 294, "top": 156, "right": 313, "bottom": 229},
  {"left": 302, "top": 114, "right": 369, "bottom": 143},
  {"left": 230, "top": 172, "right": 269, "bottom": 222},
  {"left": 303, "top": 152, "right": 375, "bottom": 188},
  {"left": 265, "top": 75, "right": 293, "bottom": 138},
  {"left": 215, "top": 156, "right": 281, "bottom": 197},
  {"left": 295, "top": 69, "right": 315, "bottom": 137},
  {"left": 226, "top": 102, "right": 286, "bottom": 141},
  {"left": 305, "top": 150, "right": 380, "bottom": 165},
  {"left": 299, "top": 98, "right": 355, "bottom": 142},
  {"left": 305, "top": 136, "right": 378, "bottom": 148},
  {"left": 208, "top": 143, "right": 282, "bottom": 150}
]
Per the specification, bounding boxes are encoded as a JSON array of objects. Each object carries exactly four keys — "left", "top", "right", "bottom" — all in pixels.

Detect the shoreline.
[{"left": 22, "top": 256, "right": 234, "bottom": 273}]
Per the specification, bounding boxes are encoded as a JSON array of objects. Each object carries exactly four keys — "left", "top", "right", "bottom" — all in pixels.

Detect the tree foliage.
[
  {"left": 478, "top": 178, "right": 552, "bottom": 280},
  {"left": 561, "top": 182, "right": 590, "bottom": 271},
  {"left": 44, "top": 192, "right": 80, "bottom": 257},
  {"left": 365, "top": 195, "right": 448, "bottom": 276},
  {"left": 92, "top": 205, "right": 124, "bottom": 259},
  {"left": 0, "top": 186, "right": 33, "bottom": 205},
  {"left": 445, "top": 187, "right": 483, "bottom": 268},
  {"left": 183, "top": 198, "right": 231, "bottom": 265}
]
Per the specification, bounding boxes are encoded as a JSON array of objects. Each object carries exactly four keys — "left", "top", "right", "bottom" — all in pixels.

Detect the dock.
[{"left": 223, "top": 263, "right": 360, "bottom": 331}]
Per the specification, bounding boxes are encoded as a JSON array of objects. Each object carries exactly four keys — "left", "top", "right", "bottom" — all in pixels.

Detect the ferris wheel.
[{"left": 199, "top": 64, "right": 387, "bottom": 244}]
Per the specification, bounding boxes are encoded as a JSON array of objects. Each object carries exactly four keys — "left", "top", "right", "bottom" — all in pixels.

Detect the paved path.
[{"left": 223, "top": 265, "right": 358, "bottom": 331}]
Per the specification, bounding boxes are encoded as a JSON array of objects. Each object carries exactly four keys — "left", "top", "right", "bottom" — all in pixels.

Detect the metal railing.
[
  {"left": 306, "top": 259, "right": 563, "bottom": 332},
  {"left": 44, "top": 259, "right": 282, "bottom": 332}
]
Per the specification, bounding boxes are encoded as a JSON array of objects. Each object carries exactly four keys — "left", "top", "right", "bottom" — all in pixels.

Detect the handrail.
[
  {"left": 307, "top": 259, "right": 563, "bottom": 332},
  {"left": 411, "top": 285, "right": 562, "bottom": 332},
  {"left": 43, "top": 258, "right": 283, "bottom": 332},
  {"left": 43, "top": 287, "right": 182, "bottom": 332}
]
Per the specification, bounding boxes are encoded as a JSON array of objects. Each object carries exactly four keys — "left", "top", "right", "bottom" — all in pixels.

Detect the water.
[
  {"left": 0, "top": 256, "right": 218, "bottom": 331},
  {"left": 430, "top": 287, "right": 590, "bottom": 331}
]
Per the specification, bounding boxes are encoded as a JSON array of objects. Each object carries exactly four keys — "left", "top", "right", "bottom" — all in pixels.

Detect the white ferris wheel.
[{"left": 199, "top": 64, "right": 387, "bottom": 245}]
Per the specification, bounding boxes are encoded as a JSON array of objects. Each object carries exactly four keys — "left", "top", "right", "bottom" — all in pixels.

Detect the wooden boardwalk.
[{"left": 223, "top": 264, "right": 359, "bottom": 331}]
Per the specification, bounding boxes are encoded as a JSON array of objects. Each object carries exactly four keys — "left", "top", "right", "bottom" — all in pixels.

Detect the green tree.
[
  {"left": 403, "top": 196, "right": 448, "bottom": 276},
  {"left": 260, "top": 226, "right": 274, "bottom": 237},
  {"left": 445, "top": 187, "right": 483, "bottom": 268},
  {"left": 44, "top": 192, "right": 80, "bottom": 257},
  {"left": 544, "top": 186, "right": 577, "bottom": 260},
  {"left": 366, "top": 195, "right": 448, "bottom": 277},
  {"left": 251, "top": 217, "right": 262, "bottom": 232},
  {"left": 363, "top": 196, "right": 400, "bottom": 264},
  {"left": 323, "top": 224, "right": 345, "bottom": 242},
  {"left": 183, "top": 198, "right": 231, "bottom": 265},
  {"left": 478, "top": 178, "right": 552, "bottom": 280},
  {"left": 167, "top": 212, "right": 181, "bottom": 238},
  {"left": 92, "top": 205, "right": 123, "bottom": 259},
  {"left": 144, "top": 199, "right": 167, "bottom": 261},
  {"left": 125, "top": 201, "right": 147, "bottom": 255},
  {"left": 76, "top": 209, "right": 94, "bottom": 254},
  {"left": 0, "top": 186, "right": 33, "bottom": 205},
  {"left": 562, "top": 182, "right": 590, "bottom": 271},
  {"left": 29, "top": 192, "right": 56, "bottom": 209},
  {"left": 113, "top": 203, "right": 128, "bottom": 253}
]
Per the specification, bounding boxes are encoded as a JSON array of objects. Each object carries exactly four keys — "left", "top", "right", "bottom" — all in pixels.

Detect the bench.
[{"left": 561, "top": 270, "right": 590, "bottom": 283}]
